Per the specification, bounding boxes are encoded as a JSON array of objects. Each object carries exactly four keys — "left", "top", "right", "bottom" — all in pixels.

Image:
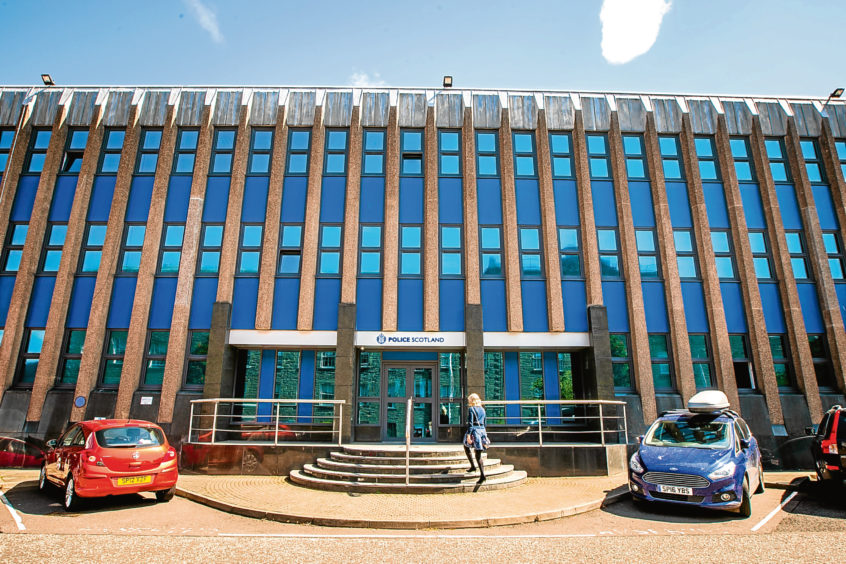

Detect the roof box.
[{"left": 687, "top": 390, "right": 730, "bottom": 413}]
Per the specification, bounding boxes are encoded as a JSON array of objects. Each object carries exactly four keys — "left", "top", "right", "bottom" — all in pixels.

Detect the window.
[
  {"left": 836, "top": 139, "right": 846, "bottom": 180},
  {"left": 586, "top": 134, "right": 611, "bottom": 179},
  {"left": 159, "top": 224, "right": 184, "bottom": 274},
  {"left": 610, "top": 334, "right": 632, "bottom": 389},
  {"left": 40, "top": 223, "right": 67, "bottom": 272},
  {"left": 318, "top": 225, "right": 342, "bottom": 276},
  {"left": 765, "top": 138, "right": 791, "bottom": 182},
  {"left": 400, "top": 130, "right": 423, "bottom": 175},
  {"left": 314, "top": 351, "right": 336, "bottom": 423},
  {"left": 549, "top": 133, "right": 574, "bottom": 178},
  {"left": 324, "top": 129, "right": 348, "bottom": 175},
  {"left": 635, "top": 229, "right": 660, "bottom": 279},
  {"left": 209, "top": 128, "right": 236, "bottom": 174},
  {"left": 237, "top": 224, "right": 262, "bottom": 274},
  {"left": 61, "top": 129, "right": 88, "bottom": 173},
  {"left": 476, "top": 131, "right": 498, "bottom": 177},
  {"left": 99, "top": 129, "right": 125, "bottom": 173},
  {"left": 785, "top": 231, "right": 810, "bottom": 280},
  {"left": 184, "top": 331, "right": 209, "bottom": 388},
  {"left": 119, "top": 224, "right": 146, "bottom": 273},
  {"left": 597, "top": 228, "right": 621, "bottom": 278},
  {"left": 438, "top": 130, "right": 461, "bottom": 176},
  {"left": 197, "top": 224, "right": 223, "bottom": 275},
  {"left": 173, "top": 128, "right": 199, "bottom": 174},
  {"left": 823, "top": 231, "right": 845, "bottom": 280},
  {"left": 136, "top": 129, "right": 162, "bottom": 174},
  {"left": 276, "top": 351, "right": 302, "bottom": 421},
  {"left": 518, "top": 352, "right": 544, "bottom": 422},
  {"left": 649, "top": 334, "right": 673, "bottom": 390},
  {"left": 711, "top": 230, "right": 736, "bottom": 279},
  {"left": 689, "top": 334, "right": 714, "bottom": 389},
  {"left": 100, "top": 330, "right": 127, "bottom": 387},
  {"left": 25, "top": 129, "right": 51, "bottom": 173},
  {"left": 142, "top": 331, "right": 169, "bottom": 387},
  {"left": 558, "top": 227, "right": 581, "bottom": 278},
  {"left": 484, "top": 352, "right": 505, "bottom": 424},
  {"left": 440, "top": 225, "right": 462, "bottom": 276},
  {"left": 400, "top": 225, "right": 422, "bottom": 276},
  {"left": 730, "top": 137, "right": 755, "bottom": 181},
  {"left": 248, "top": 128, "right": 273, "bottom": 174},
  {"left": 748, "top": 231, "right": 773, "bottom": 279},
  {"left": 808, "top": 334, "right": 836, "bottom": 389},
  {"left": 480, "top": 226, "right": 503, "bottom": 277},
  {"left": 694, "top": 137, "right": 720, "bottom": 180},
  {"left": 769, "top": 334, "right": 793, "bottom": 389},
  {"left": 362, "top": 129, "right": 386, "bottom": 175},
  {"left": 359, "top": 225, "right": 382, "bottom": 276},
  {"left": 658, "top": 136, "right": 684, "bottom": 180},
  {"left": 58, "top": 330, "right": 85, "bottom": 386},
  {"left": 674, "top": 229, "right": 698, "bottom": 279},
  {"left": 278, "top": 224, "right": 303, "bottom": 276},
  {"left": 622, "top": 135, "right": 647, "bottom": 179},
  {"left": 16, "top": 329, "right": 45, "bottom": 385},
  {"left": 730, "top": 334, "right": 755, "bottom": 391},
  {"left": 0, "top": 129, "right": 14, "bottom": 173},
  {"left": 79, "top": 223, "right": 107, "bottom": 274},
  {"left": 800, "top": 139, "right": 825, "bottom": 183},
  {"left": 3, "top": 223, "right": 28, "bottom": 272},
  {"left": 286, "top": 129, "right": 311, "bottom": 175},
  {"left": 512, "top": 132, "right": 536, "bottom": 177},
  {"left": 518, "top": 227, "right": 542, "bottom": 278},
  {"left": 357, "top": 351, "right": 381, "bottom": 424}
]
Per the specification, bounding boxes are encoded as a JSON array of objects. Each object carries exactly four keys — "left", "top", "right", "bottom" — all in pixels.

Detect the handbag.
[{"left": 467, "top": 407, "right": 491, "bottom": 448}]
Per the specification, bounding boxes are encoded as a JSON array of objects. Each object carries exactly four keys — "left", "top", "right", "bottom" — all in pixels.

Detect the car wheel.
[
  {"left": 755, "top": 462, "right": 765, "bottom": 494},
  {"left": 155, "top": 487, "right": 175, "bottom": 503},
  {"left": 38, "top": 465, "right": 49, "bottom": 492},
  {"left": 63, "top": 476, "right": 79, "bottom": 512},
  {"left": 737, "top": 477, "right": 752, "bottom": 519}
]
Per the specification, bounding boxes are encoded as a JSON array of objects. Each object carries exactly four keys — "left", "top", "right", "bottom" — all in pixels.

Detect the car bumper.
[
  {"left": 629, "top": 472, "right": 742, "bottom": 510},
  {"left": 75, "top": 465, "right": 178, "bottom": 498}
]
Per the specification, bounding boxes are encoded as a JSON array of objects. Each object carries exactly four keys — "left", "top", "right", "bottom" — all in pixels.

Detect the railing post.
[
  {"left": 537, "top": 403, "right": 543, "bottom": 447},
  {"left": 274, "top": 403, "right": 280, "bottom": 446},
  {"left": 212, "top": 402, "right": 219, "bottom": 445},
  {"left": 622, "top": 404, "right": 628, "bottom": 445},
  {"left": 599, "top": 403, "right": 605, "bottom": 446},
  {"left": 188, "top": 402, "right": 195, "bottom": 442},
  {"left": 405, "top": 397, "right": 412, "bottom": 486},
  {"left": 338, "top": 403, "right": 344, "bottom": 446}
]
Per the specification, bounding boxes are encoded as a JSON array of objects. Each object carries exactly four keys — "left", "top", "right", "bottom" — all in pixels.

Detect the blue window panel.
[
  {"left": 49, "top": 175, "right": 78, "bottom": 222},
  {"left": 480, "top": 279, "right": 507, "bottom": 331},
  {"left": 439, "top": 279, "right": 465, "bottom": 331},
  {"left": 148, "top": 277, "right": 177, "bottom": 329},
  {"left": 553, "top": 180, "right": 580, "bottom": 226},
  {"left": 561, "top": 280, "right": 588, "bottom": 331},
  {"left": 125, "top": 176, "right": 154, "bottom": 222},
  {"left": 398, "top": 278, "right": 424, "bottom": 331},
  {"left": 355, "top": 278, "right": 382, "bottom": 331},
  {"left": 257, "top": 349, "right": 277, "bottom": 419},
  {"left": 591, "top": 181, "right": 617, "bottom": 227},
  {"left": 11, "top": 176, "right": 39, "bottom": 221},
  {"left": 665, "top": 182, "right": 693, "bottom": 228},
  {"left": 107, "top": 277, "right": 137, "bottom": 328},
  {"left": 739, "top": 184, "right": 766, "bottom": 229},
  {"left": 241, "top": 177, "right": 269, "bottom": 223},
  {"left": 775, "top": 185, "right": 802, "bottom": 229},
  {"left": 0, "top": 276, "right": 15, "bottom": 325},
  {"left": 231, "top": 278, "right": 259, "bottom": 329},
  {"left": 26, "top": 276, "right": 56, "bottom": 326},
  {"left": 319, "top": 177, "right": 347, "bottom": 223},
  {"left": 298, "top": 351, "right": 315, "bottom": 420},
  {"left": 702, "top": 183, "right": 730, "bottom": 229},
  {"left": 681, "top": 281, "right": 709, "bottom": 332},
  {"left": 602, "top": 281, "right": 629, "bottom": 332},
  {"left": 280, "top": 177, "right": 308, "bottom": 223},
  {"left": 272, "top": 278, "right": 299, "bottom": 329},
  {"left": 521, "top": 280, "right": 548, "bottom": 332},
  {"left": 543, "top": 352, "right": 563, "bottom": 422},
  {"left": 836, "top": 283, "right": 846, "bottom": 330},
  {"left": 439, "top": 178, "right": 463, "bottom": 224},
  {"left": 67, "top": 277, "right": 96, "bottom": 328},
  {"left": 758, "top": 282, "right": 785, "bottom": 333},
  {"left": 720, "top": 282, "right": 748, "bottom": 332},
  {"left": 477, "top": 178, "right": 503, "bottom": 224},
  {"left": 812, "top": 185, "right": 839, "bottom": 230},
  {"left": 504, "top": 352, "right": 521, "bottom": 423},
  {"left": 189, "top": 277, "right": 218, "bottom": 329},
  {"left": 359, "top": 177, "right": 385, "bottom": 223},
  {"left": 202, "top": 177, "right": 230, "bottom": 222},
  {"left": 382, "top": 351, "right": 439, "bottom": 361},
  {"left": 628, "top": 181, "right": 655, "bottom": 228},
  {"left": 87, "top": 176, "right": 116, "bottom": 222},
  {"left": 642, "top": 281, "right": 669, "bottom": 332},
  {"left": 163, "top": 176, "right": 192, "bottom": 222},
  {"left": 515, "top": 179, "right": 541, "bottom": 225},
  {"left": 313, "top": 278, "right": 341, "bottom": 330},
  {"left": 399, "top": 177, "right": 424, "bottom": 223},
  {"left": 797, "top": 283, "right": 824, "bottom": 333}
]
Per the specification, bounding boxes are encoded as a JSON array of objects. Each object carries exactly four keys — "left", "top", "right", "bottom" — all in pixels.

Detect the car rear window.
[
  {"left": 95, "top": 427, "right": 165, "bottom": 448},
  {"left": 838, "top": 413, "right": 846, "bottom": 444},
  {"left": 645, "top": 418, "right": 731, "bottom": 449}
]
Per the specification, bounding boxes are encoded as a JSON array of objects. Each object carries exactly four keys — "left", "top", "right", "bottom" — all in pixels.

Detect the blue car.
[{"left": 628, "top": 390, "right": 765, "bottom": 518}]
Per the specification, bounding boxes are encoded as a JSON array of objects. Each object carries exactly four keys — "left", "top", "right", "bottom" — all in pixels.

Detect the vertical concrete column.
[
  {"left": 608, "top": 115, "right": 655, "bottom": 421},
  {"left": 784, "top": 118, "right": 846, "bottom": 392},
  {"left": 462, "top": 107, "right": 480, "bottom": 308},
  {"left": 586, "top": 305, "right": 615, "bottom": 400},
  {"left": 679, "top": 115, "right": 738, "bottom": 409},
  {"left": 423, "top": 109, "right": 439, "bottom": 331},
  {"left": 255, "top": 106, "right": 288, "bottom": 330},
  {"left": 714, "top": 115, "right": 784, "bottom": 423},
  {"left": 643, "top": 114, "right": 695, "bottom": 403},
  {"left": 0, "top": 104, "right": 68, "bottom": 392},
  {"left": 381, "top": 108, "right": 400, "bottom": 331},
  {"left": 535, "top": 110, "right": 565, "bottom": 332},
  {"left": 203, "top": 301, "right": 234, "bottom": 403},
  {"left": 465, "top": 304, "right": 484, "bottom": 399},
  {"left": 340, "top": 107, "right": 362, "bottom": 304},
  {"left": 498, "top": 111, "right": 523, "bottom": 331},
  {"left": 749, "top": 117, "right": 821, "bottom": 421},
  {"left": 818, "top": 120, "right": 846, "bottom": 267},
  {"left": 335, "top": 302, "right": 356, "bottom": 442},
  {"left": 296, "top": 107, "right": 325, "bottom": 331},
  {"left": 29, "top": 103, "right": 105, "bottom": 422},
  {"left": 70, "top": 105, "right": 143, "bottom": 421},
  {"left": 572, "top": 111, "right": 602, "bottom": 306},
  {"left": 112, "top": 105, "right": 181, "bottom": 419}
]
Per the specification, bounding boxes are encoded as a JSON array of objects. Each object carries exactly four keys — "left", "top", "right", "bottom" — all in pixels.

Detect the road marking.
[
  {"left": 0, "top": 488, "right": 25, "bottom": 531},
  {"left": 218, "top": 533, "right": 599, "bottom": 539},
  {"left": 751, "top": 491, "right": 798, "bottom": 532}
]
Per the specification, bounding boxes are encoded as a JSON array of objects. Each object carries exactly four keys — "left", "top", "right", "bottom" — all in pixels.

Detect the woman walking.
[{"left": 463, "top": 393, "right": 489, "bottom": 483}]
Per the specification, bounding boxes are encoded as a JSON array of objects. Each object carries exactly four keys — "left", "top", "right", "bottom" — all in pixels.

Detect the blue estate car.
[{"left": 628, "top": 391, "right": 765, "bottom": 518}]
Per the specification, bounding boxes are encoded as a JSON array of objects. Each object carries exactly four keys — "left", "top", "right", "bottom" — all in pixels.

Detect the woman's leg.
[
  {"left": 475, "top": 449, "right": 485, "bottom": 481},
  {"left": 464, "top": 445, "right": 476, "bottom": 470}
]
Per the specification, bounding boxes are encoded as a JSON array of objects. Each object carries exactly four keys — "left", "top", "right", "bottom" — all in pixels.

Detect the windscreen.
[
  {"left": 95, "top": 426, "right": 165, "bottom": 448},
  {"left": 645, "top": 418, "right": 731, "bottom": 449}
]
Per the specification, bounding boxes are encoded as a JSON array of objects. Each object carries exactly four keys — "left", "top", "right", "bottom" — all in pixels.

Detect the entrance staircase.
[{"left": 290, "top": 445, "right": 528, "bottom": 493}]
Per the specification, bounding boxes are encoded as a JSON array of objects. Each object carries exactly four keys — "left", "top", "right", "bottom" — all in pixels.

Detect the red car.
[
  {"left": 39, "top": 419, "right": 178, "bottom": 511},
  {"left": 0, "top": 437, "right": 46, "bottom": 468}
]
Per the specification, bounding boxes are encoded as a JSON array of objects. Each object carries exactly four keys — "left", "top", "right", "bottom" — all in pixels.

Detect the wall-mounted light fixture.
[
  {"left": 41, "top": 74, "right": 54, "bottom": 86},
  {"left": 443, "top": 76, "right": 453, "bottom": 88}
]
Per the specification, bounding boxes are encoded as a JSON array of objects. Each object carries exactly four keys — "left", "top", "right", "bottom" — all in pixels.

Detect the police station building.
[{"left": 0, "top": 85, "right": 844, "bottom": 469}]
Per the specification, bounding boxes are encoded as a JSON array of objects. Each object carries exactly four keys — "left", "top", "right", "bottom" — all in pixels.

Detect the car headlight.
[
  {"left": 629, "top": 453, "right": 644, "bottom": 473},
  {"left": 708, "top": 462, "right": 736, "bottom": 481}
]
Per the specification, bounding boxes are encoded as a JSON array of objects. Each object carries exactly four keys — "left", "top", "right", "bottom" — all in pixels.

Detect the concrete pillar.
[
  {"left": 340, "top": 107, "right": 363, "bottom": 304},
  {"left": 462, "top": 107, "right": 481, "bottom": 308},
  {"left": 381, "top": 107, "right": 399, "bottom": 331},
  {"left": 464, "top": 303, "right": 484, "bottom": 399},
  {"left": 498, "top": 111, "right": 523, "bottom": 331},
  {"left": 202, "top": 301, "right": 234, "bottom": 402},
  {"left": 423, "top": 109, "right": 439, "bottom": 331},
  {"left": 572, "top": 111, "right": 603, "bottom": 306},
  {"left": 335, "top": 302, "right": 356, "bottom": 442},
  {"left": 296, "top": 107, "right": 325, "bottom": 331},
  {"left": 586, "top": 305, "right": 615, "bottom": 401}
]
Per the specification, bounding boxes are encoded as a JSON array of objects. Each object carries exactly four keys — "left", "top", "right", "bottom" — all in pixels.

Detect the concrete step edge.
[{"left": 302, "top": 463, "right": 516, "bottom": 483}]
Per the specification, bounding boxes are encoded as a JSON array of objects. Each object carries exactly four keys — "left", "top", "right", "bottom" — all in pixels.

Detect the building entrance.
[{"left": 382, "top": 363, "right": 437, "bottom": 442}]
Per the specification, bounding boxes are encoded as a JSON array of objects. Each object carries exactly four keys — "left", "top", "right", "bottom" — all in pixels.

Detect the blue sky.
[{"left": 0, "top": 0, "right": 843, "bottom": 97}]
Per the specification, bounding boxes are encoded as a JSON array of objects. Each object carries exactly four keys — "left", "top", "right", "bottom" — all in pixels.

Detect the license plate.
[
  {"left": 657, "top": 485, "right": 692, "bottom": 495},
  {"left": 116, "top": 475, "right": 152, "bottom": 486}
]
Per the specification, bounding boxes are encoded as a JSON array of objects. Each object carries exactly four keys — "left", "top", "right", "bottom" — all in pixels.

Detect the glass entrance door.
[{"left": 383, "top": 364, "right": 435, "bottom": 442}]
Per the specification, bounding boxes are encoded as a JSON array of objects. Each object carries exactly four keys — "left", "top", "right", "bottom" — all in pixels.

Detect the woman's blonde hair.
[{"left": 467, "top": 393, "right": 482, "bottom": 407}]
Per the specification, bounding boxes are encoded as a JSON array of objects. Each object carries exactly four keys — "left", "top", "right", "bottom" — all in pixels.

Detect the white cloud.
[
  {"left": 349, "top": 72, "right": 387, "bottom": 88},
  {"left": 184, "top": 0, "right": 223, "bottom": 44},
  {"left": 600, "top": 0, "right": 671, "bottom": 65}
]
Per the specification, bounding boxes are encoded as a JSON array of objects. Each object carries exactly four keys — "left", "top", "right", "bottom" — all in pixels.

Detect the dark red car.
[
  {"left": 39, "top": 419, "right": 179, "bottom": 511},
  {"left": 808, "top": 405, "right": 846, "bottom": 484},
  {"left": 0, "top": 436, "right": 46, "bottom": 468}
]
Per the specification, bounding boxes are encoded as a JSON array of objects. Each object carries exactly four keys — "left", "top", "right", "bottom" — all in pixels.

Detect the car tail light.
[
  {"left": 827, "top": 443, "right": 839, "bottom": 455},
  {"left": 166, "top": 448, "right": 176, "bottom": 459}
]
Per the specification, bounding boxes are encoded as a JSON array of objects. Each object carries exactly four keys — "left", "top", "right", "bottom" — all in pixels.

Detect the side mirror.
[
  {"left": 804, "top": 426, "right": 814, "bottom": 436},
  {"left": 636, "top": 435, "right": 644, "bottom": 445},
  {"left": 46, "top": 439, "right": 57, "bottom": 448},
  {"left": 739, "top": 438, "right": 750, "bottom": 450}
]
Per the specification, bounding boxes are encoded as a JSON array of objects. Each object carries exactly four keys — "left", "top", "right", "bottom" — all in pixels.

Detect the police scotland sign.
[{"left": 356, "top": 331, "right": 466, "bottom": 349}]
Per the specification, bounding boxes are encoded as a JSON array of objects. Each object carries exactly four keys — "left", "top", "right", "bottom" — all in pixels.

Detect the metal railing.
[{"left": 188, "top": 398, "right": 346, "bottom": 446}]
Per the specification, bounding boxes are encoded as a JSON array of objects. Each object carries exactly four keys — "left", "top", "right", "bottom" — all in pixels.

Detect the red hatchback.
[{"left": 39, "top": 419, "right": 178, "bottom": 511}]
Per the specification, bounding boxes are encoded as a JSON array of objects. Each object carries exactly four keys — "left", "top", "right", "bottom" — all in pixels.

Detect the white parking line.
[
  {"left": 0, "top": 488, "right": 26, "bottom": 531},
  {"left": 218, "top": 533, "right": 599, "bottom": 539},
  {"left": 751, "top": 491, "right": 798, "bottom": 532}
]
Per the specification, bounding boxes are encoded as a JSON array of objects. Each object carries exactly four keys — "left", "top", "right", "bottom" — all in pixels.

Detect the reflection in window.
[
  {"left": 484, "top": 352, "right": 505, "bottom": 424},
  {"left": 401, "top": 130, "right": 423, "bottom": 175},
  {"left": 314, "top": 351, "right": 336, "bottom": 423},
  {"left": 136, "top": 129, "right": 162, "bottom": 174},
  {"left": 80, "top": 223, "right": 107, "bottom": 273},
  {"left": 480, "top": 226, "right": 502, "bottom": 277},
  {"left": 286, "top": 129, "right": 311, "bottom": 175},
  {"left": 658, "top": 136, "right": 683, "bottom": 180},
  {"left": 476, "top": 131, "right": 498, "bottom": 177},
  {"left": 610, "top": 334, "right": 632, "bottom": 389},
  {"left": 41, "top": 223, "right": 67, "bottom": 272},
  {"left": 765, "top": 139, "right": 790, "bottom": 183},
  {"left": 61, "top": 129, "right": 88, "bottom": 173},
  {"left": 438, "top": 131, "right": 461, "bottom": 176},
  {"left": 690, "top": 334, "right": 714, "bottom": 389},
  {"left": 649, "top": 334, "right": 673, "bottom": 390},
  {"left": 210, "top": 128, "right": 236, "bottom": 174},
  {"left": 198, "top": 224, "right": 223, "bottom": 274},
  {"left": 512, "top": 132, "right": 536, "bottom": 177},
  {"left": 159, "top": 224, "right": 184, "bottom": 274},
  {"left": 278, "top": 224, "right": 302, "bottom": 275},
  {"left": 101, "top": 330, "right": 127, "bottom": 387},
  {"left": 400, "top": 225, "right": 422, "bottom": 276},
  {"left": 248, "top": 129, "right": 273, "bottom": 174},
  {"left": 549, "top": 133, "right": 574, "bottom": 178},
  {"left": 324, "top": 129, "right": 348, "bottom": 175},
  {"left": 173, "top": 129, "right": 199, "bottom": 174},
  {"left": 319, "top": 225, "right": 342, "bottom": 275},
  {"left": 622, "top": 135, "right": 647, "bottom": 179},
  {"left": 586, "top": 134, "right": 610, "bottom": 179},
  {"left": 362, "top": 129, "right": 386, "bottom": 175},
  {"left": 359, "top": 224, "right": 382, "bottom": 275},
  {"left": 184, "top": 331, "right": 209, "bottom": 388},
  {"left": 274, "top": 350, "right": 300, "bottom": 421},
  {"left": 694, "top": 137, "right": 719, "bottom": 181},
  {"left": 440, "top": 225, "right": 462, "bottom": 276},
  {"left": 729, "top": 137, "right": 755, "bottom": 181},
  {"left": 143, "top": 331, "right": 169, "bottom": 387}
]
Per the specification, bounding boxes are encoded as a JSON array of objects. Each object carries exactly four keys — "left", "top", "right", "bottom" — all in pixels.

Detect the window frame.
[
  {"left": 549, "top": 132, "right": 574, "bottom": 179},
  {"left": 694, "top": 136, "right": 721, "bottom": 181},
  {"left": 78, "top": 222, "right": 108, "bottom": 275},
  {"left": 439, "top": 224, "right": 463, "bottom": 278},
  {"left": 236, "top": 223, "right": 264, "bottom": 275},
  {"left": 822, "top": 230, "right": 845, "bottom": 281},
  {"left": 622, "top": 134, "right": 648, "bottom": 180},
  {"left": 60, "top": 128, "right": 89, "bottom": 174},
  {"left": 2, "top": 222, "right": 28, "bottom": 273},
  {"left": 799, "top": 138, "right": 825, "bottom": 183},
  {"left": 748, "top": 229, "right": 774, "bottom": 280},
  {"left": 512, "top": 131, "right": 537, "bottom": 178},
  {"left": 399, "top": 224, "right": 423, "bottom": 278},
  {"left": 247, "top": 127, "right": 274, "bottom": 175},
  {"left": 558, "top": 226, "right": 582, "bottom": 279},
  {"left": 39, "top": 222, "right": 67, "bottom": 273},
  {"left": 317, "top": 223, "right": 343, "bottom": 277},
  {"left": 358, "top": 223, "right": 383, "bottom": 277},
  {"left": 158, "top": 223, "right": 185, "bottom": 275},
  {"left": 135, "top": 128, "right": 162, "bottom": 175},
  {"left": 479, "top": 225, "right": 504, "bottom": 279},
  {"left": 278, "top": 222, "right": 304, "bottom": 277},
  {"left": 658, "top": 135, "right": 684, "bottom": 180},
  {"left": 597, "top": 227, "right": 623, "bottom": 280},
  {"left": 518, "top": 226, "right": 544, "bottom": 279},
  {"left": 208, "top": 127, "right": 237, "bottom": 176},
  {"left": 785, "top": 229, "right": 811, "bottom": 281},
  {"left": 361, "top": 128, "right": 386, "bottom": 176},
  {"left": 673, "top": 228, "right": 700, "bottom": 280},
  {"left": 57, "top": 329, "right": 86, "bottom": 387},
  {"left": 15, "top": 328, "right": 45, "bottom": 387},
  {"left": 25, "top": 128, "right": 52, "bottom": 173},
  {"left": 475, "top": 130, "right": 499, "bottom": 177},
  {"left": 648, "top": 333, "right": 674, "bottom": 392},
  {"left": 609, "top": 333, "right": 633, "bottom": 391},
  {"left": 172, "top": 128, "right": 200, "bottom": 175},
  {"left": 196, "top": 223, "right": 224, "bottom": 276},
  {"left": 729, "top": 136, "right": 756, "bottom": 182},
  {"left": 635, "top": 228, "right": 660, "bottom": 280},
  {"left": 585, "top": 133, "right": 611, "bottom": 180},
  {"left": 141, "top": 330, "right": 170, "bottom": 389},
  {"left": 437, "top": 129, "right": 461, "bottom": 177},
  {"left": 710, "top": 229, "right": 738, "bottom": 280},
  {"left": 769, "top": 334, "right": 795, "bottom": 390},
  {"left": 323, "top": 128, "right": 349, "bottom": 176},
  {"left": 99, "top": 329, "right": 128, "bottom": 388},
  {"left": 808, "top": 333, "right": 836, "bottom": 390},
  {"left": 183, "top": 330, "right": 209, "bottom": 390},
  {"left": 286, "top": 128, "right": 312, "bottom": 175},
  {"left": 0, "top": 128, "right": 14, "bottom": 173},
  {"left": 729, "top": 334, "right": 756, "bottom": 392},
  {"left": 117, "top": 222, "right": 146, "bottom": 274},
  {"left": 689, "top": 333, "right": 715, "bottom": 390},
  {"left": 764, "top": 138, "right": 791, "bottom": 183},
  {"left": 400, "top": 129, "right": 424, "bottom": 177}
]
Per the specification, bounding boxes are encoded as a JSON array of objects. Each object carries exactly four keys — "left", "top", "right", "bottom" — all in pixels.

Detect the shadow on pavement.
[
  {"left": 3, "top": 479, "right": 158, "bottom": 516},
  {"left": 601, "top": 495, "right": 741, "bottom": 524},
  {"left": 781, "top": 480, "right": 846, "bottom": 517}
]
